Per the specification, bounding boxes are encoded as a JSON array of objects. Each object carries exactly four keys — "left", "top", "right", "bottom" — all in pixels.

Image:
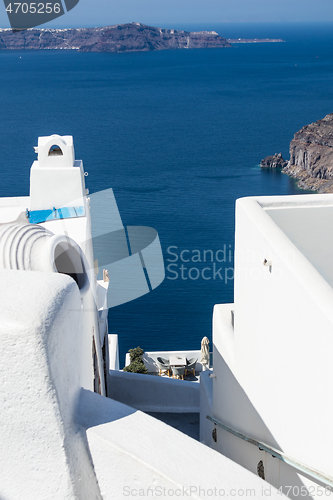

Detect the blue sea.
[{"left": 0, "top": 22, "right": 333, "bottom": 365}]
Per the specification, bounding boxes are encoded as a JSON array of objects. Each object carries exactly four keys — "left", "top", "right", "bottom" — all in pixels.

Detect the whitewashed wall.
[
  {"left": 108, "top": 369, "right": 200, "bottom": 412},
  {"left": 210, "top": 195, "right": 333, "bottom": 498},
  {"left": 0, "top": 270, "right": 100, "bottom": 500},
  {"left": 78, "top": 388, "right": 286, "bottom": 500},
  {"left": 109, "top": 334, "right": 119, "bottom": 371}
]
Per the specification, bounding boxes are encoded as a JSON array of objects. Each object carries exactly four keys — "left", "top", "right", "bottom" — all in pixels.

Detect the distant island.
[
  {"left": 0, "top": 23, "right": 231, "bottom": 52},
  {"left": 261, "top": 113, "right": 333, "bottom": 193}
]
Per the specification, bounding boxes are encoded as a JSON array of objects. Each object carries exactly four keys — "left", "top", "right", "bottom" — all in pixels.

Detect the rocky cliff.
[
  {"left": 282, "top": 113, "right": 333, "bottom": 193},
  {"left": 0, "top": 23, "right": 231, "bottom": 52}
]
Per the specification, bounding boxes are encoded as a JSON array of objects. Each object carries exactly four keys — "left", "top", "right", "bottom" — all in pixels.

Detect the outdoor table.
[{"left": 169, "top": 356, "right": 187, "bottom": 366}]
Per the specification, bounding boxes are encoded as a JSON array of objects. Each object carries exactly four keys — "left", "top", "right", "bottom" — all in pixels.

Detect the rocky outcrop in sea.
[
  {"left": 261, "top": 113, "right": 333, "bottom": 193},
  {"left": 0, "top": 23, "right": 231, "bottom": 52},
  {"left": 260, "top": 153, "right": 288, "bottom": 169}
]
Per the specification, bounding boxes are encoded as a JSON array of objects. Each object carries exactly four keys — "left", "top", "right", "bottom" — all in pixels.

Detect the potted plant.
[{"left": 123, "top": 346, "right": 148, "bottom": 374}]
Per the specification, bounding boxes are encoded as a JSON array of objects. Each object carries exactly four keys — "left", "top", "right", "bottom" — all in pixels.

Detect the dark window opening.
[
  {"left": 92, "top": 338, "right": 101, "bottom": 394},
  {"left": 48, "top": 145, "right": 63, "bottom": 156},
  {"left": 54, "top": 242, "right": 87, "bottom": 291}
]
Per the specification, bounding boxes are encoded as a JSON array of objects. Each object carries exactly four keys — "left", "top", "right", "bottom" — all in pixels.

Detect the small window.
[
  {"left": 48, "top": 145, "right": 63, "bottom": 156},
  {"left": 257, "top": 460, "right": 265, "bottom": 480}
]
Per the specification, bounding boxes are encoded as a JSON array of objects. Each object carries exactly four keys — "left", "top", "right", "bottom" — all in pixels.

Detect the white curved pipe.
[{"left": 0, "top": 223, "right": 90, "bottom": 297}]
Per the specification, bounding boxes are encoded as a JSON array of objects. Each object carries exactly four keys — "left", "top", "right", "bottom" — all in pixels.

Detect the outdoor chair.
[
  {"left": 157, "top": 357, "right": 170, "bottom": 377},
  {"left": 171, "top": 366, "right": 185, "bottom": 380},
  {"left": 185, "top": 358, "right": 197, "bottom": 377}
]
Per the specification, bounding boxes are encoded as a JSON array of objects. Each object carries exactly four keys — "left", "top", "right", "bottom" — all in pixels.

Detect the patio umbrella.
[{"left": 200, "top": 337, "right": 210, "bottom": 370}]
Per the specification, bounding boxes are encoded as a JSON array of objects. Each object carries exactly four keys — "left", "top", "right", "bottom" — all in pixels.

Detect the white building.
[
  {"left": 200, "top": 194, "right": 333, "bottom": 499},
  {"left": 0, "top": 135, "right": 288, "bottom": 500}
]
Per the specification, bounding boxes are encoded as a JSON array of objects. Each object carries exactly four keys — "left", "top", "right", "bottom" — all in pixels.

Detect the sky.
[{"left": 1, "top": 0, "right": 333, "bottom": 29}]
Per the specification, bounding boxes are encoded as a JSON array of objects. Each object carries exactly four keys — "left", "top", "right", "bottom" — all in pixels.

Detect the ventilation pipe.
[{"left": 0, "top": 222, "right": 90, "bottom": 297}]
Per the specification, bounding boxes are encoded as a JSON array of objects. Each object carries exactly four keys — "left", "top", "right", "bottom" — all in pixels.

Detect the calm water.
[{"left": 0, "top": 23, "right": 332, "bottom": 365}]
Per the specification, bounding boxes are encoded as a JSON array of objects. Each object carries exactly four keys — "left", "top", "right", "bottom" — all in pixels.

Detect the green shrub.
[{"left": 123, "top": 346, "right": 148, "bottom": 374}]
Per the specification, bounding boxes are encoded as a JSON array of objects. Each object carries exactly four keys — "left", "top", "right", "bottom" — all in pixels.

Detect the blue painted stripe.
[{"left": 28, "top": 206, "right": 85, "bottom": 224}]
